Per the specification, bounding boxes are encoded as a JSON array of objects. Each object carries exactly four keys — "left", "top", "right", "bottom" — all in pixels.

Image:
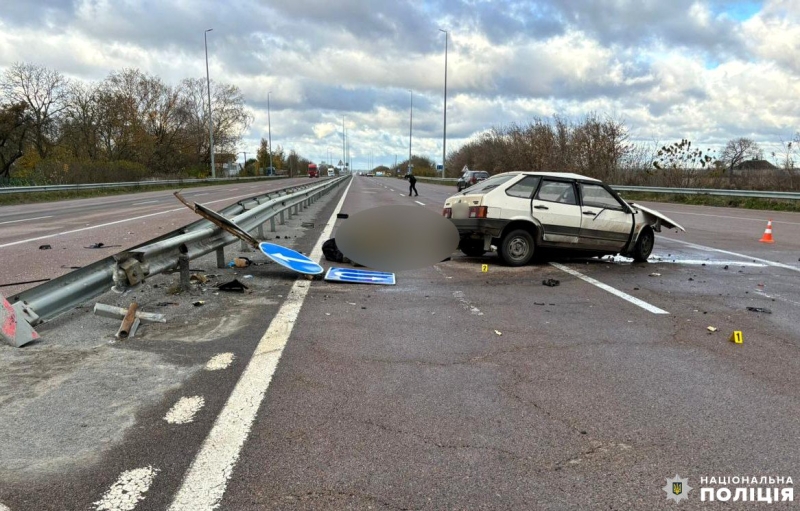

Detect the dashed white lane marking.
[
  {"left": 192, "top": 192, "right": 209, "bottom": 196},
  {"left": 205, "top": 353, "right": 235, "bottom": 370},
  {"left": 658, "top": 209, "right": 800, "bottom": 226},
  {"left": 398, "top": 193, "right": 405, "bottom": 197},
  {"left": 415, "top": 200, "right": 426, "bottom": 206},
  {"left": 131, "top": 200, "right": 159, "bottom": 205},
  {"left": 658, "top": 237, "right": 800, "bottom": 273},
  {"left": 453, "top": 291, "right": 484, "bottom": 315},
  {"left": 0, "top": 215, "right": 52, "bottom": 225},
  {"left": 550, "top": 262, "right": 670, "bottom": 315},
  {"left": 0, "top": 192, "right": 260, "bottom": 249},
  {"left": 164, "top": 396, "right": 205, "bottom": 424},
  {"left": 169, "top": 178, "right": 354, "bottom": 511},
  {"left": 94, "top": 466, "right": 159, "bottom": 511}
]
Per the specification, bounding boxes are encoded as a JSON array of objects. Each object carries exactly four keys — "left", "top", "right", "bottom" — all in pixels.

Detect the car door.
[
  {"left": 577, "top": 182, "right": 634, "bottom": 251},
  {"left": 530, "top": 179, "right": 581, "bottom": 246}
]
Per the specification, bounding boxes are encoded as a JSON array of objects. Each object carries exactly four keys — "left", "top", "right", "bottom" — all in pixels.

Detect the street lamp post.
[
  {"left": 439, "top": 29, "right": 448, "bottom": 178},
  {"left": 204, "top": 28, "right": 215, "bottom": 178},
  {"left": 408, "top": 89, "right": 413, "bottom": 175},
  {"left": 267, "top": 91, "right": 273, "bottom": 174}
]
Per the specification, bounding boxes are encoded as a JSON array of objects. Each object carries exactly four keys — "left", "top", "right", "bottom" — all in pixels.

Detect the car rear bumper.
[{"left": 449, "top": 218, "right": 509, "bottom": 238}]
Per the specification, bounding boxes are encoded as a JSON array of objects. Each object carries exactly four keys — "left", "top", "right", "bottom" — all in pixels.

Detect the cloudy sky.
[{"left": 1, "top": 0, "right": 798, "bottom": 169}]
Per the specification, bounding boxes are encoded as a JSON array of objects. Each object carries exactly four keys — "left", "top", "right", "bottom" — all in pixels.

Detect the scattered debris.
[
  {"left": 648, "top": 273, "right": 661, "bottom": 277},
  {"left": 94, "top": 303, "right": 167, "bottom": 323},
  {"left": 61, "top": 265, "right": 82, "bottom": 269},
  {"left": 154, "top": 302, "right": 179, "bottom": 307},
  {"left": 115, "top": 302, "right": 139, "bottom": 339},
  {"left": 494, "top": 330, "right": 503, "bottom": 336},
  {"left": 542, "top": 279, "right": 560, "bottom": 287},
  {"left": 0, "top": 277, "right": 51, "bottom": 288},
  {"left": 337, "top": 213, "right": 349, "bottom": 219},
  {"left": 192, "top": 301, "right": 205, "bottom": 307},
  {"left": 242, "top": 275, "right": 254, "bottom": 279},
  {"left": 633, "top": 287, "right": 640, "bottom": 290},
  {"left": 301, "top": 222, "right": 315, "bottom": 228},
  {"left": 228, "top": 257, "right": 252, "bottom": 268},
  {"left": 84, "top": 242, "right": 121, "bottom": 249},
  {"left": 688, "top": 277, "right": 694, "bottom": 281},
  {"left": 746, "top": 307, "right": 772, "bottom": 314},
  {"left": 39, "top": 244, "right": 51, "bottom": 250},
  {"left": 217, "top": 279, "right": 249, "bottom": 293},
  {"left": 707, "top": 326, "right": 718, "bottom": 332},
  {"left": 190, "top": 274, "right": 209, "bottom": 284},
  {"left": 534, "top": 302, "right": 545, "bottom": 306},
  {"left": 723, "top": 265, "right": 729, "bottom": 270}
]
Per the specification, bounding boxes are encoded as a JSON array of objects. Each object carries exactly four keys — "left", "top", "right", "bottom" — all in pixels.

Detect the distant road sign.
[
  {"left": 324, "top": 267, "right": 396, "bottom": 285},
  {"left": 436, "top": 164, "right": 443, "bottom": 170},
  {"left": 258, "top": 242, "right": 323, "bottom": 275}
]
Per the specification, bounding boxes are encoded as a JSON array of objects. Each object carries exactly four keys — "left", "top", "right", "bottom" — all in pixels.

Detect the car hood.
[{"left": 630, "top": 203, "right": 685, "bottom": 232}]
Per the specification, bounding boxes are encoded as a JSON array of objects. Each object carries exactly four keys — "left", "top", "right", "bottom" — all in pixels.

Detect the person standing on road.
[{"left": 405, "top": 173, "right": 418, "bottom": 196}]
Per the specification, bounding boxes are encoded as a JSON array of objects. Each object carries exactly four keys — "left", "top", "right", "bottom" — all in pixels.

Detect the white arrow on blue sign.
[
  {"left": 258, "top": 242, "right": 323, "bottom": 275},
  {"left": 324, "top": 267, "right": 396, "bottom": 285}
]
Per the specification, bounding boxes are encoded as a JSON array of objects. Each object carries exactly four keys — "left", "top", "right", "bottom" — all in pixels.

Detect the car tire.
[
  {"left": 631, "top": 227, "right": 654, "bottom": 262},
  {"left": 459, "top": 239, "right": 485, "bottom": 257},
  {"left": 499, "top": 229, "right": 535, "bottom": 266}
]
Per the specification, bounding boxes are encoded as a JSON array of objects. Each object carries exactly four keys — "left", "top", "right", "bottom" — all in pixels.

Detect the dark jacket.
[{"left": 406, "top": 174, "right": 417, "bottom": 185}]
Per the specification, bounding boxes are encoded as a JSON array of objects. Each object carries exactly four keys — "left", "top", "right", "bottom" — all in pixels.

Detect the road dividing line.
[
  {"left": 415, "top": 201, "right": 426, "bottom": 206},
  {"left": 0, "top": 192, "right": 258, "bottom": 249},
  {"left": 0, "top": 215, "right": 52, "bottom": 225},
  {"left": 132, "top": 200, "right": 159, "bottom": 205},
  {"left": 550, "top": 262, "right": 670, "bottom": 314},
  {"left": 164, "top": 396, "right": 205, "bottom": 424},
  {"left": 94, "top": 466, "right": 159, "bottom": 511},
  {"left": 169, "top": 179, "right": 354, "bottom": 511},
  {"left": 399, "top": 193, "right": 405, "bottom": 197},
  {"left": 657, "top": 210, "right": 800, "bottom": 227},
  {"left": 658, "top": 237, "right": 800, "bottom": 273},
  {"left": 205, "top": 353, "right": 234, "bottom": 370},
  {"left": 193, "top": 193, "right": 209, "bottom": 196}
]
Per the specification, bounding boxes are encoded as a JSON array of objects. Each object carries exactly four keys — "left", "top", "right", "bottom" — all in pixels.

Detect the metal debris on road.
[
  {"left": 542, "top": 279, "right": 560, "bottom": 287},
  {"left": 746, "top": 307, "right": 772, "bottom": 314},
  {"left": 649, "top": 273, "right": 661, "bottom": 277},
  {"left": 192, "top": 301, "right": 205, "bottom": 307},
  {"left": 39, "top": 244, "right": 51, "bottom": 250},
  {"left": 84, "top": 242, "right": 121, "bottom": 249},
  {"left": 707, "top": 326, "right": 718, "bottom": 332},
  {"left": 217, "top": 279, "right": 249, "bottom": 293},
  {"left": 494, "top": 330, "right": 503, "bottom": 336},
  {"left": 115, "top": 303, "right": 139, "bottom": 339},
  {"left": 337, "top": 213, "right": 349, "bottom": 219}
]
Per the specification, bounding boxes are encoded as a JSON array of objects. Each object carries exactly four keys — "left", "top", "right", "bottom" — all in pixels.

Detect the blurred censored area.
[{"left": 335, "top": 205, "right": 459, "bottom": 272}]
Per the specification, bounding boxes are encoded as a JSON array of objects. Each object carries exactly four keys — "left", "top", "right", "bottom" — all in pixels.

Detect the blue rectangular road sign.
[{"left": 324, "top": 267, "right": 396, "bottom": 285}]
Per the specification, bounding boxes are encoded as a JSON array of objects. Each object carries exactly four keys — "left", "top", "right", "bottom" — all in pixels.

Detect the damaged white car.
[{"left": 442, "top": 172, "right": 684, "bottom": 266}]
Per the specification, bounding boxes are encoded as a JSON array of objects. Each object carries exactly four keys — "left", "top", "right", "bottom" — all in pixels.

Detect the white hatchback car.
[{"left": 442, "top": 172, "right": 684, "bottom": 266}]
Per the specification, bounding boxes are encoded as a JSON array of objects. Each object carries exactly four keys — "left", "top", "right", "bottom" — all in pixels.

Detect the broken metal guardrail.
[
  {"left": 10, "top": 177, "right": 348, "bottom": 328},
  {"left": 0, "top": 175, "right": 289, "bottom": 194},
  {"left": 414, "top": 177, "right": 800, "bottom": 200}
]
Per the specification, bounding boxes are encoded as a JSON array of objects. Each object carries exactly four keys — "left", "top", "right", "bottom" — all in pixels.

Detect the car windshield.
[{"left": 461, "top": 174, "right": 517, "bottom": 194}]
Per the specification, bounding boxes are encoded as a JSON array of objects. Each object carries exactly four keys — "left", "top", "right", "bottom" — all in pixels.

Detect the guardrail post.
[
  {"left": 279, "top": 211, "right": 285, "bottom": 225},
  {"left": 240, "top": 239, "right": 248, "bottom": 251},
  {"left": 179, "top": 255, "right": 190, "bottom": 291},
  {"left": 270, "top": 217, "right": 276, "bottom": 232},
  {"left": 216, "top": 247, "right": 226, "bottom": 269},
  {"left": 257, "top": 223, "right": 265, "bottom": 238}
]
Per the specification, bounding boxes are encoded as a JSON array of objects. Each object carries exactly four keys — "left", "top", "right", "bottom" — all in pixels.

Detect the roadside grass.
[
  {"left": 617, "top": 192, "right": 800, "bottom": 213},
  {"left": 0, "top": 177, "right": 288, "bottom": 206}
]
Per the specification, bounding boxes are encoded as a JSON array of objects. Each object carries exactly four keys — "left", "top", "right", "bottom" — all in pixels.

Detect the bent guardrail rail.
[{"left": 10, "top": 177, "right": 348, "bottom": 328}]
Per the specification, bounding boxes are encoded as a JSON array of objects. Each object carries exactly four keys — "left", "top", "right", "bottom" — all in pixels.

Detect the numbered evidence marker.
[
  {"left": 729, "top": 330, "right": 744, "bottom": 344},
  {"left": 258, "top": 242, "right": 323, "bottom": 275},
  {"left": 324, "top": 267, "right": 395, "bottom": 285},
  {"left": 481, "top": 264, "right": 489, "bottom": 273}
]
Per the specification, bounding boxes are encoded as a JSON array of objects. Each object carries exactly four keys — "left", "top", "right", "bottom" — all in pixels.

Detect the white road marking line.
[
  {"left": 164, "top": 396, "right": 205, "bottom": 424},
  {"left": 132, "top": 200, "right": 159, "bottom": 205},
  {"left": 399, "top": 194, "right": 405, "bottom": 197},
  {"left": 754, "top": 289, "right": 800, "bottom": 307},
  {"left": 0, "top": 192, "right": 256, "bottom": 249},
  {"left": 0, "top": 215, "right": 53, "bottom": 225},
  {"left": 193, "top": 193, "right": 209, "bottom": 196},
  {"left": 205, "top": 353, "right": 235, "bottom": 371},
  {"left": 658, "top": 237, "right": 800, "bottom": 273},
  {"left": 650, "top": 259, "right": 767, "bottom": 267},
  {"left": 657, "top": 210, "right": 800, "bottom": 226},
  {"left": 94, "top": 466, "right": 159, "bottom": 511},
  {"left": 550, "top": 262, "right": 670, "bottom": 314},
  {"left": 169, "top": 179, "right": 354, "bottom": 511},
  {"left": 415, "top": 200, "right": 426, "bottom": 206},
  {"left": 389, "top": 189, "right": 395, "bottom": 192},
  {"left": 453, "top": 291, "right": 484, "bottom": 315}
]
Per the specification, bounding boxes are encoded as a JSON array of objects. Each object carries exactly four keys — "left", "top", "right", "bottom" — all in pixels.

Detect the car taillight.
[
  {"left": 469, "top": 177, "right": 477, "bottom": 184},
  {"left": 468, "top": 206, "right": 487, "bottom": 219},
  {"left": 442, "top": 207, "right": 452, "bottom": 218}
]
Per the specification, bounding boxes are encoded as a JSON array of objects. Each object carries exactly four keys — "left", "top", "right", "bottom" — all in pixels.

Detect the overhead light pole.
[
  {"left": 439, "top": 28, "right": 448, "bottom": 178},
  {"left": 204, "top": 28, "right": 215, "bottom": 178},
  {"left": 408, "top": 89, "right": 413, "bottom": 175},
  {"left": 267, "top": 91, "right": 273, "bottom": 174}
]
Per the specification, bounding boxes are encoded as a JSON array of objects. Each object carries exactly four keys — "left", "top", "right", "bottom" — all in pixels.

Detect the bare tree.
[
  {"left": 0, "top": 62, "right": 69, "bottom": 159},
  {"left": 0, "top": 102, "right": 30, "bottom": 179},
  {"left": 720, "top": 137, "right": 762, "bottom": 180}
]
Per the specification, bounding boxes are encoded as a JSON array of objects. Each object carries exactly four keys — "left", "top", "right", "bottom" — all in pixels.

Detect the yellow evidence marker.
[
  {"left": 729, "top": 331, "right": 743, "bottom": 344},
  {"left": 481, "top": 264, "right": 489, "bottom": 273}
]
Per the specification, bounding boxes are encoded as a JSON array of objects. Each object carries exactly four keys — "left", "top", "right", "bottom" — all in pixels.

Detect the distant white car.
[{"left": 443, "top": 171, "right": 684, "bottom": 266}]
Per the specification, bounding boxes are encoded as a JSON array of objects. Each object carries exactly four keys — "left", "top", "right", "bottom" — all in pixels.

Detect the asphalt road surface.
[{"left": 1, "top": 176, "right": 799, "bottom": 510}]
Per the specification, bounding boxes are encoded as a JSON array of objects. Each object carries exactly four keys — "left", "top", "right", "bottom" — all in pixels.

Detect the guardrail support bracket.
[{"left": 119, "top": 258, "right": 145, "bottom": 286}]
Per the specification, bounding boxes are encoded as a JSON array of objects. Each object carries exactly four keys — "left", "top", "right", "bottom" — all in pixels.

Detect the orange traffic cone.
[{"left": 759, "top": 220, "right": 775, "bottom": 243}]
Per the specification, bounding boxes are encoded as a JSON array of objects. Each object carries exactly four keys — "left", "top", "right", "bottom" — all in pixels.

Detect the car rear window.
[{"left": 461, "top": 174, "right": 516, "bottom": 194}]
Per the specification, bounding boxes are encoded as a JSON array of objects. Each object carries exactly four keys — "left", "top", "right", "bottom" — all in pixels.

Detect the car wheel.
[
  {"left": 631, "top": 227, "right": 654, "bottom": 262},
  {"left": 459, "top": 239, "right": 485, "bottom": 257},
  {"left": 499, "top": 229, "right": 534, "bottom": 266}
]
